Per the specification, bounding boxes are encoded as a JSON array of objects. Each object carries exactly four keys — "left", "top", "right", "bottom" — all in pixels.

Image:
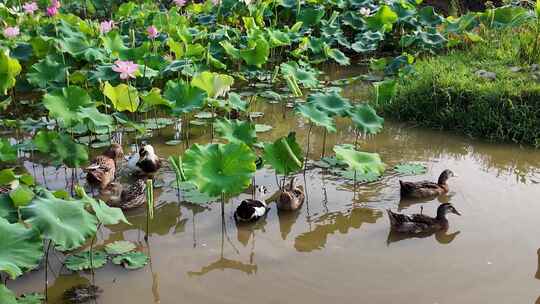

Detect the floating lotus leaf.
[
  {"left": 215, "top": 119, "right": 257, "bottom": 146},
  {"left": 164, "top": 80, "right": 207, "bottom": 115},
  {"left": 0, "top": 51, "right": 21, "bottom": 95},
  {"left": 313, "top": 156, "right": 347, "bottom": 169},
  {"left": 394, "top": 163, "right": 427, "bottom": 175},
  {"left": 183, "top": 142, "right": 257, "bottom": 197},
  {"left": 191, "top": 71, "right": 234, "bottom": 98},
  {"left": 0, "top": 138, "right": 16, "bottom": 162},
  {"left": 65, "top": 250, "right": 107, "bottom": 271},
  {"left": 105, "top": 241, "right": 136, "bottom": 255},
  {"left": 103, "top": 82, "right": 140, "bottom": 113},
  {"left": 255, "top": 124, "right": 273, "bottom": 133},
  {"left": 366, "top": 5, "right": 398, "bottom": 32},
  {"left": 306, "top": 91, "right": 352, "bottom": 117},
  {"left": 43, "top": 86, "right": 93, "bottom": 127},
  {"left": 27, "top": 56, "right": 67, "bottom": 89},
  {"left": 20, "top": 189, "right": 98, "bottom": 251},
  {"left": 0, "top": 217, "right": 43, "bottom": 279},
  {"left": 334, "top": 169, "right": 381, "bottom": 183},
  {"left": 280, "top": 62, "right": 319, "bottom": 88},
  {"left": 296, "top": 103, "right": 336, "bottom": 132},
  {"left": 349, "top": 104, "right": 384, "bottom": 135},
  {"left": 16, "top": 293, "right": 44, "bottom": 304},
  {"left": 263, "top": 132, "right": 304, "bottom": 175},
  {"left": 194, "top": 112, "right": 216, "bottom": 119},
  {"left": 112, "top": 252, "right": 148, "bottom": 270},
  {"left": 9, "top": 185, "right": 34, "bottom": 207},
  {"left": 0, "top": 285, "right": 17, "bottom": 304},
  {"left": 333, "top": 145, "right": 385, "bottom": 175}
]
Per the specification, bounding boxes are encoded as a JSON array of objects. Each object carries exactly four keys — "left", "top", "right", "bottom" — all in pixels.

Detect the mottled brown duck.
[{"left": 399, "top": 169, "right": 456, "bottom": 199}]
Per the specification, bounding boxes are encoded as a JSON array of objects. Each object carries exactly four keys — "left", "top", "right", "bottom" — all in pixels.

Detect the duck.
[
  {"left": 387, "top": 203, "right": 461, "bottom": 234},
  {"left": 127, "top": 144, "right": 162, "bottom": 176},
  {"left": 276, "top": 177, "right": 305, "bottom": 211},
  {"left": 84, "top": 143, "right": 124, "bottom": 189},
  {"left": 399, "top": 169, "right": 456, "bottom": 199},
  {"left": 234, "top": 185, "right": 269, "bottom": 223},
  {"left": 100, "top": 178, "right": 146, "bottom": 210}
]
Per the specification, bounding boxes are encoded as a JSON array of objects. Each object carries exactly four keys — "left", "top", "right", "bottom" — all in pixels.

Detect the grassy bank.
[{"left": 376, "top": 27, "right": 540, "bottom": 147}]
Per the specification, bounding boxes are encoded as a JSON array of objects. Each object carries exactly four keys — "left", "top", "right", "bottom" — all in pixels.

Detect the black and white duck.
[{"left": 234, "top": 185, "right": 269, "bottom": 223}]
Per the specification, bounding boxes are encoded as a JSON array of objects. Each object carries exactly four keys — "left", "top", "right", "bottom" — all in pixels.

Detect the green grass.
[{"left": 376, "top": 27, "right": 540, "bottom": 147}]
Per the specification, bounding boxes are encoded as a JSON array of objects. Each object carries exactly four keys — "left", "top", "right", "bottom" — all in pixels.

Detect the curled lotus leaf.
[
  {"left": 263, "top": 132, "right": 304, "bottom": 175},
  {"left": 333, "top": 145, "right": 385, "bottom": 176}
]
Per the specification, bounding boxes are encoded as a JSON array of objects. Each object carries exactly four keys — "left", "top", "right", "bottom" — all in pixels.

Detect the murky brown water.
[{"left": 7, "top": 74, "right": 540, "bottom": 303}]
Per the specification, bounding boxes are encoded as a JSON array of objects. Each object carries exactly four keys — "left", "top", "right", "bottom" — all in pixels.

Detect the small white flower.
[{"left": 359, "top": 7, "right": 371, "bottom": 17}]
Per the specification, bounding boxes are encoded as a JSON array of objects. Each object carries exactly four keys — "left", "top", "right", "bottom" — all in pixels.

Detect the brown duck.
[
  {"left": 100, "top": 178, "right": 146, "bottom": 210},
  {"left": 387, "top": 203, "right": 461, "bottom": 234},
  {"left": 84, "top": 144, "right": 124, "bottom": 189},
  {"left": 399, "top": 169, "right": 456, "bottom": 199},
  {"left": 276, "top": 177, "right": 305, "bottom": 211}
]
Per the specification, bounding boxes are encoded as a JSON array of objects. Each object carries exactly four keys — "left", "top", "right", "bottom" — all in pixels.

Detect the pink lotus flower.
[
  {"left": 100, "top": 20, "right": 114, "bottom": 34},
  {"left": 212, "top": 0, "right": 220, "bottom": 5},
  {"left": 46, "top": 5, "right": 58, "bottom": 16},
  {"left": 147, "top": 26, "right": 159, "bottom": 39},
  {"left": 51, "top": 0, "right": 61, "bottom": 8},
  {"left": 173, "top": 0, "right": 186, "bottom": 6},
  {"left": 112, "top": 60, "right": 138, "bottom": 80},
  {"left": 23, "top": 2, "right": 38, "bottom": 14},
  {"left": 3, "top": 27, "right": 20, "bottom": 39}
]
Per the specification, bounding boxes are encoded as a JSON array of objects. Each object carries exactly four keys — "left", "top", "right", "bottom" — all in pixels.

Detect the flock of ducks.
[{"left": 84, "top": 143, "right": 460, "bottom": 235}]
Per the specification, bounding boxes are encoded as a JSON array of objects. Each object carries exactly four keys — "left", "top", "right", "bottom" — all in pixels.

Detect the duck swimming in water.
[
  {"left": 276, "top": 177, "right": 305, "bottom": 211},
  {"left": 399, "top": 169, "right": 456, "bottom": 199},
  {"left": 234, "top": 185, "right": 269, "bottom": 223},
  {"left": 387, "top": 203, "right": 461, "bottom": 234},
  {"left": 100, "top": 178, "right": 146, "bottom": 210},
  {"left": 127, "top": 144, "right": 162, "bottom": 176},
  {"left": 84, "top": 143, "right": 124, "bottom": 189}
]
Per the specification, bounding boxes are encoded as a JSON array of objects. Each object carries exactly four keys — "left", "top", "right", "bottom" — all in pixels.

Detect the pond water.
[{"left": 7, "top": 72, "right": 540, "bottom": 304}]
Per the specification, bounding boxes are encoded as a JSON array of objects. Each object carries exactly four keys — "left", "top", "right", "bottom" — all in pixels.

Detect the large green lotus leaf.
[
  {"left": 105, "top": 240, "right": 136, "bottom": 255},
  {"left": 220, "top": 41, "right": 241, "bottom": 60},
  {"left": 297, "top": 6, "right": 325, "bottom": 27},
  {"left": 20, "top": 190, "right": 98, "bottom": 251},
  {"left": 348, "top": 104, "right": 384, "bottom": 135},
  {"left": 164, "top": 80, "right": 206, "bottom": 115},
  {"left": 0, "top": 194, "right": 18, "bottom": 223},
  {"left": 102, "top": 31, "right": 127, "bottom": 57},
  {"left": 366, "top": 5, "right": 398, "bottom": 32},
  {"left": 351, "top": 31, "right": 384, "bottom": 53},
  {"left": 183, "top": 142, "right": 256, "bottom": 197},
  {"left": 140, "top": 88, "right": 172, "bottom": 112},
  {"left": 59, "top": 36, "right": 107, "bottom": 63},
  {"left": 267, "top": 29, "right": 291, "bottom": 47},
  {"left": 65, "top": 250, "right": 107, "bottom": 271},
  {"left": 215, "top": 119, "right": 257, "bottom": 146},
  {"left": 27, "top": 56, "right": 67, "bottom": 89},
  {"left": 0, "top": 138, "right": 16, "bottom": 162},
  {"left": 76, "top": 186, "right": 129, "bottom": 225},
  {"left": 326, "top": 47, "right": 350, "bottom": 66},
  {"left": 0, "top": 217, "right": 43, "bottom": 280},
  {"left": 9, "top": 185, "right": 34, "bottom": 207},
  {"left": 191, "top": 71, "right": 234, "bottom": 98},
  {"left": 79, "top": 107, "right": 113, "bottom": 128},
  {"left": 16, "top": 293, "right": 44, "bottom": 304},
  {"left": 280, "top": 62, "right": 319, "bottom": 88},
  {"left": 306, "top": 91, "right": 352, "bottom": 117},
  {"left": 263, "top": 132, "right": 304, "bottom": 175},
  {"left": 0, "top": 285, "right": 17, "bottom": 304},
  {"left": 112, "top": 251, "right": 148, "bottom": 270},
  {"left": 226, "top": 92, "right": 248, "bottom": 112},
  {"left": 239, "top": 37, "right": 270, "bottom": 68},
  {"left": 333, "top": 145, "right": 385, "bottom": 175},
  {"left": 0, "top": 169, "right": 16, "bottom": 185},
  {"left": 417, "top": 6, "right": 444, "bottom": 26},
  {"left": 43, "top": 86, "right": 93, "bottom": 127},
  {"left": 103, "top": 82, "right": 140, "bottom": 113},
  {"left": 33, "top": 131, "right": 89, "bottom": 168},
  {"left": 0, "top": 51, "right": 21, "bottom": 95},
  {"left": 295, "top": 103, "right": 336, "bottom": 132}
]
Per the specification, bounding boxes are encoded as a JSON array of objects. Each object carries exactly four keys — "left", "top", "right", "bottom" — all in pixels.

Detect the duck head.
[
  {"left": 438, "top": 169, "right": 457, "bottom": 185},
  {"left": 437, "top": 203, "right": 461, "bottom": 219},
  {"left": 139, "top": 144, "right": 158, "bottom": 161},
  {"left": 103, "top": 143, "right": 124, "bottom": 161},
  {"left": 255, "top": 185, "right": 268, "bottom": 201}
]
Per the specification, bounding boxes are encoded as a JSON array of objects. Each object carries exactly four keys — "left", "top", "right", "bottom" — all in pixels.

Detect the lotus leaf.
[
  {"left": 255, "top": 124, "right": 273, "bottom": 133},
  {"left": 76, "top": 186, "right": 129, "bottom": 225},
  {"left": 43, "top": 86, "right": 93, "bottom": 127},
  {"left": 16, "top": 293, "right": 45, "bottom": 304},
  {"left": 27, "top": 56, "right": 67, "bottom": 89},
  {"left": 0, "top": 51, "right": 21, "bottom": 95},
  {"left": 191, "top": 71, "right": 234, "bottom": 98},
  {"left": 65, "top": 251, "right": 107, "bottom": 271},
  {"left": 333, "top": 145, "right": 385, "bottom": 175},
  {"left": 226, "top": 93, "right": 248, "bottom": 112},
  {"left": 263, "top": 132, "right": 304, "bottom": 175},
  {"left": 366, "top": 5, "right": 398, "bottom": 32},
  {"left": 103, "top": 82, "right": 140, "bottom": 113},
  {"left": 239, "top": 37, "right": 270, "bottom": 68},
  {"left": 164, "top": 80, "right": 207, "bottom": 115},
  {"left": 215, "top": 119, "right": 257, "bottom": 146},
  {"left": 20, "top": 190, "right": 98, "bottom": 251},
  {"left": 296, "top": 103, "right": 336, "bottom": 132},
  {"left": 183, "top": 143, "right": 257, "bottom": 197},
  {"left": 9, "top": 185, "right": 34, "bottom": 207},
  {"left": 0, "top": 285, "right": 17, "bottom": 304},
  {"left": 112, "top": 252, "right": 149, "bottom": 270},
  {"left": 0, "top": 194, "right": 17, "bottom": 223},
  {"left": 0, "top": 217, "right": 43, "bottom": 279},
  {"left": 394, "top": 163, "right": 427, "bottom": 175},
  {"left": 140, "top": 88, "right": 172, "bottom": 112},
  {"left": 280, "top": 62, "right": 319, "bottom": 88},
  {"left": 105, "top": 241, "right": 136, "bottom": 255},
  {"left": 0, "top": 139, "right": 16, "bottom": 162},
  {"left": 348, "top": 104, "right": 384, "bottom": 135},
  {"left": 306, "top": 91, "right": 352, "bottom": 117}
]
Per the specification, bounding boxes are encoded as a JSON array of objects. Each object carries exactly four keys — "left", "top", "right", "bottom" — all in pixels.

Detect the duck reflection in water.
[
  {"left": 294, "top": 207, "right": 382, "bottom": 252},
  {"left": 398, "top": 192, "right": 452, "bottom": 212},
  {"left": 534, "top": 248, "right": 540, "bottom": 280}
]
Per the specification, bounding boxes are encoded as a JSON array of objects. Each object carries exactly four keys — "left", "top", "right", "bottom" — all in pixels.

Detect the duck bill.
[{"left": 452, "top": 210, "right": 462, "bottom": 216}]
